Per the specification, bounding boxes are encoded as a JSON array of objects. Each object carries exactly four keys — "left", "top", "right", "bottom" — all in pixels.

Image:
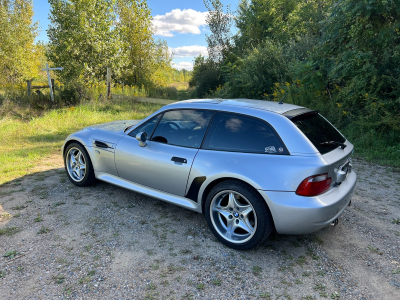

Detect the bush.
[
  {"left": 215, "top": 39, "right": 291, "bottom": 99},
  {"left": 57, "top": 83, "right": 92, "bottom": 106},
  {"left": 147, "top": 86, "right": 178, "bottom": 100},
  {"left": 190, "top": 55, "right": 222, "bottom": 98}
]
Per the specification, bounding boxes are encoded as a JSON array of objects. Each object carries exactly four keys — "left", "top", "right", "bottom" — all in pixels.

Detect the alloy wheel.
[
  {"left": 210, "top": 190, "right": 257, "bottom": 244},
  {"left": 66, "top": 147, "right": 87, "bottom": 182}
]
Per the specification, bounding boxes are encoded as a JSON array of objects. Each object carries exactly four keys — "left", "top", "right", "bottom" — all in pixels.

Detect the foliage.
[
  {"left": 194, "top": 0, "right": 400, "bottom": 165},
  {"left": 46, "top": 0, "right": 178, "bottom": 88},
  {"left": 308, "top": 0, "right": 400, "bottom": 131},
  {"left": 117, "top": 0, "right": 172, "bottom": 86},
  {"left": 204, "top": 0, "right": 233, "bottom": 62},
  {"left": 234, "top": 0, "right": 333, "bottom": 49},
  {"left": 214, "top": 40, "right": 290, "bottom": 99},
  {"left": 146, "top": 86, "right": 178, "bottom": 100},
  {"left": 47, "top": 0, "right": 121, "bottom": 84},
  {"left": 0, "top": 0, "right": 41, "bottom": 84},
  {"left": 189, "top": 55, "right": 222, "bottom": 98}
]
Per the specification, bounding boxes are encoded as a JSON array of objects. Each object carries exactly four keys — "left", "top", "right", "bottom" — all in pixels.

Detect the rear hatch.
[{"left": 284, "top": 109, "right": 354, "bottom": 186}]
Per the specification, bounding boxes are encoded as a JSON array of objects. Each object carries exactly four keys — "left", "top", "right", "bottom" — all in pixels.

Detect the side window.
[
  {"left": 128, "top": 114, "right": 161, "bottom": 138},
  {"left": 202, "top": 112, "right": 288, "bottom": 154},
  {"left": 151, "top": 109, "right": 214, "bottom": 148}
]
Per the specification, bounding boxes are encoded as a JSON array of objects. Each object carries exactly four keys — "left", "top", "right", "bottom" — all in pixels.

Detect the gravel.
[{"left": 0, "top": 155, "right": 399, "bottom": 299}]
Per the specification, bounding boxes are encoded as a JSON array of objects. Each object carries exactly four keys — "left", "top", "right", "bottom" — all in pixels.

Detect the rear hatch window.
[{"left": 288, "top": 111, "right": 346, "bottom": 154}]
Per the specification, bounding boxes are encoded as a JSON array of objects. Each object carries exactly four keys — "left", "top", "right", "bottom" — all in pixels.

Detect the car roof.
[{"left": 174, "top": 98, "right": 304, "bottom": 115}]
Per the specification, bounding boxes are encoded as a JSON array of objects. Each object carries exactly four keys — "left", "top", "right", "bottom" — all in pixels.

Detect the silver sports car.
[{"left": 62, "top": 99, "right": 356, "bottom": 250}]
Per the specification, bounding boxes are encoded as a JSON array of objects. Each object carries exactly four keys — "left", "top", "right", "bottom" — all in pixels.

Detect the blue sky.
[{"left": 33, "top": 0, "right": 239, "bottom": 70}]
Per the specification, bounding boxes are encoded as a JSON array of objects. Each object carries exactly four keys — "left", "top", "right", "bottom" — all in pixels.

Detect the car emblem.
[{"left": 233, "top": 212, "right": 239, "bottom": 218}]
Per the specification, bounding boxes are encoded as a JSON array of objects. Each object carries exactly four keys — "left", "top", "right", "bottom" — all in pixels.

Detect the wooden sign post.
[
  {"left": 107, "top": 67, "right": 112, "bottom": 99},
  {"left": 42, "top": 63, "right": 63, "bottom": 101}
]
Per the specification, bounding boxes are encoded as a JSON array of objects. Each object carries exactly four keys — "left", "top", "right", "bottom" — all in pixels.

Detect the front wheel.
[
  {"left": 64, "top": 142, "right": 96, "bottom": 187},
  {"left": 205, "top": 180, "right": 274, "bottom": 250}
]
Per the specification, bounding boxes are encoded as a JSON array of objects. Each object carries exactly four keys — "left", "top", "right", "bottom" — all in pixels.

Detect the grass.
[
  {"left": 343, "top": 125, "right": 400, "bottom": 167},
  {"left": 53, "top": 274, "right": 66, "bottom": 284},
  {"left": 37, "top": 226, "right": 51, "bottom": 234},
  {"left": 391, "top": 218, "right": 400, "bottom": 225},
  {"left": 34, "top": 215, "right": 43, "bottom": 222},
  {"left": 0, "top": 99, "right": 163, "bottom": 185},
  {"left": 253, "top": 265, "right": 262, "bottom": 276},
  {"left": 3, "top": 250, "right": 19, "bottom": 259},
  {"left": 0, "top": 227, "right": 20, "bottom": 236}
]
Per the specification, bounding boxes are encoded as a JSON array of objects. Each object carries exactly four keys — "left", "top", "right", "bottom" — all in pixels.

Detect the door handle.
[{"left": 171, "top": 157, "right": 187, "bottom": 164}]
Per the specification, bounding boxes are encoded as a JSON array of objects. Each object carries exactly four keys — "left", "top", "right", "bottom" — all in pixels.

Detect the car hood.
[{"left": 87, "top": 120, "right": 141, "bottom": 133}]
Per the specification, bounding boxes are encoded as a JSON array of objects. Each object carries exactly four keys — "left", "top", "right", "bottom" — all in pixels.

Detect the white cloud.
[
  {"left": 171, "top": 45, "right": 208, "bottom": 57},
  {"left": 172, "top": 61, "right": 194, "bottom": 71},
  {"left": 153, "top": 9, "right": 208, "bottom": 37}
]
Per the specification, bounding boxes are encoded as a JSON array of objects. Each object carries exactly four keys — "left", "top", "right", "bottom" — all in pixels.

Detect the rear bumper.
[{"left": 260, "top": 171, "right": 357, "bottom": 234}]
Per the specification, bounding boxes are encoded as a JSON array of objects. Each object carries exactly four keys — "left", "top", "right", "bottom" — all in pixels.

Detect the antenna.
[{"left": 279, "top": 94, "right": 287, "bottom": 104}]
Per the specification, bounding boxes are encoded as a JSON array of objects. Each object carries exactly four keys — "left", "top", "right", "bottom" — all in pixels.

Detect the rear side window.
[
  {"left": 292, "top": 113, "right": 346, "bottom": 154},
  {"left": 202, "top": 112, "right": 288, "bottom": 154}
]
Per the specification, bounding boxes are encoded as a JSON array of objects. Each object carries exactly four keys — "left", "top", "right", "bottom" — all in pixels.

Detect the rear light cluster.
[{"left": 296, "top": 173, "right": 332, "bottom": 196}]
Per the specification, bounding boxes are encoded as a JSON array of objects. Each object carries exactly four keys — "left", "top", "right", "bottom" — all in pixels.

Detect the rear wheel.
[
  {"left": 64, "top": 142, "right": 96, "bottom": 187},
  {"left": 205, "top": 180, "right": 273, "bottom": 250}
]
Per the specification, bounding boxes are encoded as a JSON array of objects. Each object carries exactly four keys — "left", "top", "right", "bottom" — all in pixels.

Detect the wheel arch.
[
  {"left": 200, "top": 177, "right": 274, "bottom": 225},
  {"left": 62, "top": 139, "right": 95, "bottom": 168}
]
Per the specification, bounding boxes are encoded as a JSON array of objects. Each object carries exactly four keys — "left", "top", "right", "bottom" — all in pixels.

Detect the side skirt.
[{"left": 95, "top": 172, "right": 202, "bottom": 213}]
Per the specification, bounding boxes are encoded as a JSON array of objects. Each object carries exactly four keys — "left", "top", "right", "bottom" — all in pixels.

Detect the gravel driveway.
[{"left": 0, "top": 156, "right": 399, "bottom": 299}]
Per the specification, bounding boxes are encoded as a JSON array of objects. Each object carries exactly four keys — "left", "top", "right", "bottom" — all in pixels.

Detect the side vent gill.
[{"left": 94, "top": 141, "right": 110, "bottom": 149}]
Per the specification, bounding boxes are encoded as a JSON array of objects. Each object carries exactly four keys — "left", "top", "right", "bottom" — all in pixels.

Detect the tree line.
[
  {"left": 191, "top": 0, "right": 400, "bottom": 160},
  {"left": 0, "top": 0, "right": 191, "bottom": 88}
]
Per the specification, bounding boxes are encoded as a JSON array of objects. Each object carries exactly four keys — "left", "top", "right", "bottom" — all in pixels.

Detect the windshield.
[{"left": 291, "top": 113, "right": 346, "bottom": 154}]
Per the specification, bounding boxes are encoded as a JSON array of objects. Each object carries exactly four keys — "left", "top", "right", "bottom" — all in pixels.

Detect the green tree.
[
  {"left": 47, "top": 0, "right": 121, "bottom": 84},
  {"left": 309, "top": 0, "right": 400, "bottom": 130},
  {"left": 189, "top": 55, "right": 222, "bottom": 98},
  {"left": 203, "top": 0, "right": 233, "bottom": 63},
  {"left": 0, "top": 0, "right": 40, "bottom": 84},
  {"left": 234, "top": 0, "right": 333, "bottom": 50},
  {"left": 149, "top": 39, "right": 174, "bottom": 86},
  {"left": 117, "top": 0, "right": 165, "bottom": 86},
  {"left": 215, "top": 40, "right": 290, "bottom": 99}
]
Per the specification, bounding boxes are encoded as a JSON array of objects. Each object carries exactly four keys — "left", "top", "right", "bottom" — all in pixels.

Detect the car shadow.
[{"left": 1, "top": 167, "right": 339, "bottom": 298}]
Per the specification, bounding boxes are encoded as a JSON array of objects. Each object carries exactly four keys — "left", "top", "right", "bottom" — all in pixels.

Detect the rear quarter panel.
[{"left": 189, "top": 150, "right": 329, "bottom": 196}]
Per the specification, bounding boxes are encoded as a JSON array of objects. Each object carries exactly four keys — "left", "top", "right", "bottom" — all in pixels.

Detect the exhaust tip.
[{"left": 330, "top": 218, "right": 339, "bottom": 227}]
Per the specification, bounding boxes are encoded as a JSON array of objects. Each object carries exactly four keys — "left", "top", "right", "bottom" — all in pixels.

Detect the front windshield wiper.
[{"left": 320, "top": 141, "right": 347, "bottom": 149}]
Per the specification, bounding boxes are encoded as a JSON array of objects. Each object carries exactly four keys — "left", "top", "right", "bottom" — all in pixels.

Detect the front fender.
[{"left": 62, "top": 129, "right": 125, "bottom": 175}]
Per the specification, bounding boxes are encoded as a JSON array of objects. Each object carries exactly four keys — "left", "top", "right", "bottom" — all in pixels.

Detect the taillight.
[{"left": 296, "top": 173, "right": 332, "bottom": 196}]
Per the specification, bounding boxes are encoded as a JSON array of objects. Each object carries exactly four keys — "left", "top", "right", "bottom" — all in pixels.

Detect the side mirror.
[{"left": 136, "top": 132, "right": 147, "bottom": 147}]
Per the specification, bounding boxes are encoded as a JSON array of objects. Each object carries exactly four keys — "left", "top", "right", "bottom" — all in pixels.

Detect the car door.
[{"left": 115, "top": 109, "right": 214, "bottom": 196}]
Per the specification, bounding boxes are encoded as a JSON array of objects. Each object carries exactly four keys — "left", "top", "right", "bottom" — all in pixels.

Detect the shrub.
[{"left": 215, "top": 39, "right": 291, "bottom": 99}]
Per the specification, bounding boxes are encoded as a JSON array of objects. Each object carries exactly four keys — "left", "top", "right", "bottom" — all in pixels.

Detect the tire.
[
  {"left": 64, "top": 142, "right": 96, "bottom": 187},
  {"left": 205, "top": 180, "right": 274, "bottom": 250}
]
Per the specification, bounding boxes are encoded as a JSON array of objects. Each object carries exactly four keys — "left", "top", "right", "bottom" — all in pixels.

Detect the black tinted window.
[
  {"left": 203, "top": 112, "right": 288, "bottom": 154},
  {"left": 292, "top": 113, "right": 345, "bottom": 154},
  {"left": 151, "top": 110, "right": 214, "bottom": 148},
  {"left": 129, "top": 114, "right": 161, "bottom": 138}
]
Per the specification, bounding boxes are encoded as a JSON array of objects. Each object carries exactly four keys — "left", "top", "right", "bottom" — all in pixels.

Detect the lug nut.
[{"left": 228, "top": 215, "right": 233, "bottom": 220}]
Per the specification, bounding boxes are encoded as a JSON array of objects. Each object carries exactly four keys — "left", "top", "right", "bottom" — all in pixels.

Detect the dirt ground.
[{"left": 0, "top": 155, "right": 399, "bottom": 300}]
